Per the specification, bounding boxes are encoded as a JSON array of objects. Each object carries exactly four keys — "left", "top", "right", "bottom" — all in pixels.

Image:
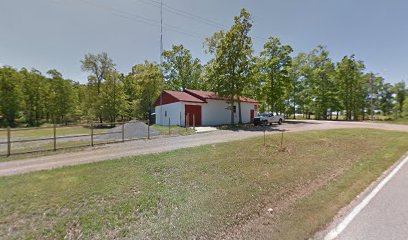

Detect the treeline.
[{"left": 1, "top": 8, "right": 407, "bottom": 127}]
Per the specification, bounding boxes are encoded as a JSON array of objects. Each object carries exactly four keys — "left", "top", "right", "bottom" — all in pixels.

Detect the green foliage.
[
  {"left": 162, "top": 44, "right": 203, "bottom": 91},
  {"left": 81, "top": 52, "right": 115, "bottom": 122},
  {"left": 1, "top": 9, "right": 407, "bottom": 126},
  {"left": 47, "top": 69, "right": 78, "bottom": 124},
  {"left": 204, "top": 8, "right": 253, "bottom": 124},
  {"left": 258, "top": 37, "right": 293, "bottom": 113},
  {"left": 19, "top": 68, "right": 49, "bottom": 126},
  {"left": 335, "top": 55, "right": 366, "bottom": 120},
  {"left": 392, "top": 81, "right": 406, "bottom": 117},
  {"left": 305, "top": 46, "right": 337, "bottom": 119},
  {"left": 125, "top": 61, "right": 164, "bottom": 119},
  {"left": 0, "top": 66, "right": 23, "bottom": 127},
  {"left": 403, "top": 98, "right": 408, "bottom": 118},
  {"left": 100, "top": 70, "right": 127, "bottom": 123}
]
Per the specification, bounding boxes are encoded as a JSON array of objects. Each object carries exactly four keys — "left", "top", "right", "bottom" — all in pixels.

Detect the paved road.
[
  {"left": 324, "top": 154, "right": 408, "bottom": 240},
  {"left": 1, "top": 120, "right": 407, "bottom": 177}
]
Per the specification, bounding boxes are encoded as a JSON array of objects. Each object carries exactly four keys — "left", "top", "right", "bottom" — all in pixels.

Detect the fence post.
[
  {"left": 264, "top": 125, "right": 266, "bottom": 146},
  {"left": 168, "top": 117, "right": 171, "bottom": 135},
  {"left": 122, "top": 122, "right": 125, "bottom": 142},
  {"left": 53, "top": 123, "right": 57, "bottom": 151},
  {"left": 91, "top": 122, "right": 94, "bottom": 147},
  {"left": 147, "top": 117, "right": 150, "bottom": 140},
  {"left": 186, "top": 113, "right": 189, "bottom": 130},
  {"left": 193, "top": 114, "right": 195, "bottom": 130},
  {"left": 7, "top": 127, "right": 11, "bottom": 157},
  {"left": 280, "top": 131, "right": 284, "bottom": 149}
]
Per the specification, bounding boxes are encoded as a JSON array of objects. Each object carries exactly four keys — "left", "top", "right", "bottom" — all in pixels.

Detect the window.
[
  {"left": 165, "top": 111, "right": 167, "bottom": 117},
  {"left": 233, "top": 106, "right": 237, "bottom": 113}
]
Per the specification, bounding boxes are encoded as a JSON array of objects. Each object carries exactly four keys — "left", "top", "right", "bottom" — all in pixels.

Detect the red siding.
[
  {"left": 185, "top": 105, "right": 202, "bottom": 126},
  {"left": 154, "top": 91, "right": 179, "bottom": 106}
]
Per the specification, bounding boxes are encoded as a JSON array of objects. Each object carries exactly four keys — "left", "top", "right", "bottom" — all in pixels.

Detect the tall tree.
[
  {"left": 47, "top": 69, "right": 77, "bottom": 124},
  {"left": 19, "top": 68, "right": 49, "bottom": 126},
  {"left": 162, "top": 44, "right": 202, "bottom": 91},
  {"left": 287, "top": 53, "right": 308, "bottom": 119},
  {"left": 126, "top": 61, "right": 164, "bottom": 119},
  {"left": 378, "top": 82, "right": 394, "bottom": 116},
  {"left": 0, "top": 66, "right": 23, "bottom": 127},
  {"left": 81, "top": 52, "right": 115, "bottom": 122},
  {"left": 392, "top": 81, "right": 406, "bottom": 117},
  {"left": 204, "top": 8, "right": 253, "bottom": 124},
  {"left": 258, "top": 37, "right": 293, "bottom": 114},
  {"left": 403, "top": 98, "right": 408, "bottom": 118},
  {"left": 335, "top": 55, "right": 366, "bottom": 120},
  {"left": 305, "top": 46, "right": 336, "bottom": 120},
  {"left": 100, "top": 71, "right": 127, "bottom": 123}
]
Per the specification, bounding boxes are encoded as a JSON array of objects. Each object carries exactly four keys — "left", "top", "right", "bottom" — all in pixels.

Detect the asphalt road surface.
[
  {"left": 1, "top": 120, "right": 407, "bottom": 177},
  {"left": 323, "top": 153, "right": 408, "bottom": 240}
]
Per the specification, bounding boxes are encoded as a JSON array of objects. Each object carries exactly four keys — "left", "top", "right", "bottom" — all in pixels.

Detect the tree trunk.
[
  {"left": 238, "top": 99, "right": 242, "bottom": 124},
  {"left": 230, "top": 97, "right": 235, "bottom": 125}
]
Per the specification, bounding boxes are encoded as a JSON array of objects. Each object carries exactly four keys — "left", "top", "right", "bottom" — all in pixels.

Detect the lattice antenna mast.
[
  {"left": 159, "top": 0, "right": 163, "bottom": 125},
  {"left": 160, "top": 0, "right": 163, "bottom": 65}
]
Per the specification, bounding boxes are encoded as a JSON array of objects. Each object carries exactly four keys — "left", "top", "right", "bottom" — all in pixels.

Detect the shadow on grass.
[{"left": 215, "top": 119, "right": 321, "bottom": 132}]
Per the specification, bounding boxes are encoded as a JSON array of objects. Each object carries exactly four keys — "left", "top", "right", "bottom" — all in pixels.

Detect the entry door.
[
  {"left": 250, "top": 109, "right": 255, "bottom": 122},
  {"left": 185, "top": 105, "right": 202, "bottom": 126}
]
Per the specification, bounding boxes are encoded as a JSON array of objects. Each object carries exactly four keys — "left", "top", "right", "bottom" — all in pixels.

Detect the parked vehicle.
[{"left": 253, "top": 112, "right": 284, "bottom": 126}]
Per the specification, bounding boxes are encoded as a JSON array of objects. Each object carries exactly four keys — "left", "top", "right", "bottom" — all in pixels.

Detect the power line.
[
  {"left": 131, "top": 0, "right": 268, "bottom": 42},
  {"left": 132, "top": 0, "right": 227, "bottom": 29},
  {"left": 77, "top": 0, "right": 204, "bottom": 39}
]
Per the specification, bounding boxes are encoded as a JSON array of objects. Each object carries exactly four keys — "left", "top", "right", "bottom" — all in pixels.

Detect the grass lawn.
[
  {"left": 374, "top": 117, "right": 408, "bottom": 125},
  {"left": 1, "top": 129, "right": 408, "bottom": 239},
  {"left": 151, "top": 124, "right": 196, "bottom": 136},
  {"left": 0, "top": 125, "right": 107, "bottom": 141},
  {"left": 0, "top": 140, "right": 119, "bottom": 162}
]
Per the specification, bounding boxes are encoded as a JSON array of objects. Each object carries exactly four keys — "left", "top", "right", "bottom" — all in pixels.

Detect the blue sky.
[{"left": 1, "top": 0, "right": 407, "bottom": 84}]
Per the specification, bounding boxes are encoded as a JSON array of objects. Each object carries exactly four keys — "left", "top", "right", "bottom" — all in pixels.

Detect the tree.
[
  {"left": 126, "top": 61, "right": 164, "bottom": 119},
  {"left": 258, "top": 37, "right": 293, "bottom": 114},
  {"left": 47, "top": 69, "right": 77, "bottom": 124},
  {"left": 19, "top": 68, "right": 49, "bottom": 126},
  {"left": 287, "top": 53, "right": 308, "bottom": 119},
  {"left": 392, "top": 81, "right": 406, "bottom": 117},
  {"left": 81, "top": 52, "right": 115, "bottom": 122},
  {"left": 378, "top": 82, "right": 394, "bottom": 116},
  {"left": 162, "top": 44, "right": 202, "bottom": 91},
  {"left": 335, "top": 55, "right": 366, "bottom": 120},
  {"left": 204, "top": 8, "right": 253, "bottom": 124},
  {"left": 100, "top": 71, "right": 127, "bottom": 123},
  {"left": 403, "top": 98, "right": 408, "bottom": 118},
  {"left": 0, "top": 66, "right": 23, "bottom": 127},
  {"left": 305, "top": 46, "right": 336, "bottom": 120}
]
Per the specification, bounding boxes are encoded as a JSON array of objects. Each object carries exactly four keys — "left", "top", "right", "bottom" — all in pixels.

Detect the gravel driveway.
[
  {"left": 1, "top": 120, "right": 407, "bottom": 177},
  {"left": 96, "top": 120, "right": 159, "bottom": 140}
]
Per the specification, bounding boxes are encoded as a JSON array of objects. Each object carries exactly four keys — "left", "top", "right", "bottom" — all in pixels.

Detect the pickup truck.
[{"left": 253, "top": 112, "right": 284, "bottom": 126}]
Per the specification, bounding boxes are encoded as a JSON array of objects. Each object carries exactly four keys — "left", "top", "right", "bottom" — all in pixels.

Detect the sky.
[{"left": 1, "top": 0, "right": 407, "bottom": 84}]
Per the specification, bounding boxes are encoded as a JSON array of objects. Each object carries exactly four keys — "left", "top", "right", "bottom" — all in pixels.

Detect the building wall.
[
  {"left": 155, "top": 102, "right": 183, "bottom": 126},
  {"left": 155, "top": 100, "right": 258, "bottom": 126},
  {"left": 202, "top": 99, "right": 257, "bottom": 125}
]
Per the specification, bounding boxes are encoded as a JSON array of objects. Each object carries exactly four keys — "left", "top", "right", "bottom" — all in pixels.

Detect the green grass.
[
  {"left": 0, "top": 126, "right": 107, "bottom": 141},
  {"left": 151, "top": 124, "right": 196, "bottom": 136},
  {"left": 0, "top": 140, "right": 117, "bottom": 162},
  {"left": 374, "top": 117, "right": 408, "bottom": 125},
  {"left": 1, "top": 129, "right": 408, "bottom": 239}
]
